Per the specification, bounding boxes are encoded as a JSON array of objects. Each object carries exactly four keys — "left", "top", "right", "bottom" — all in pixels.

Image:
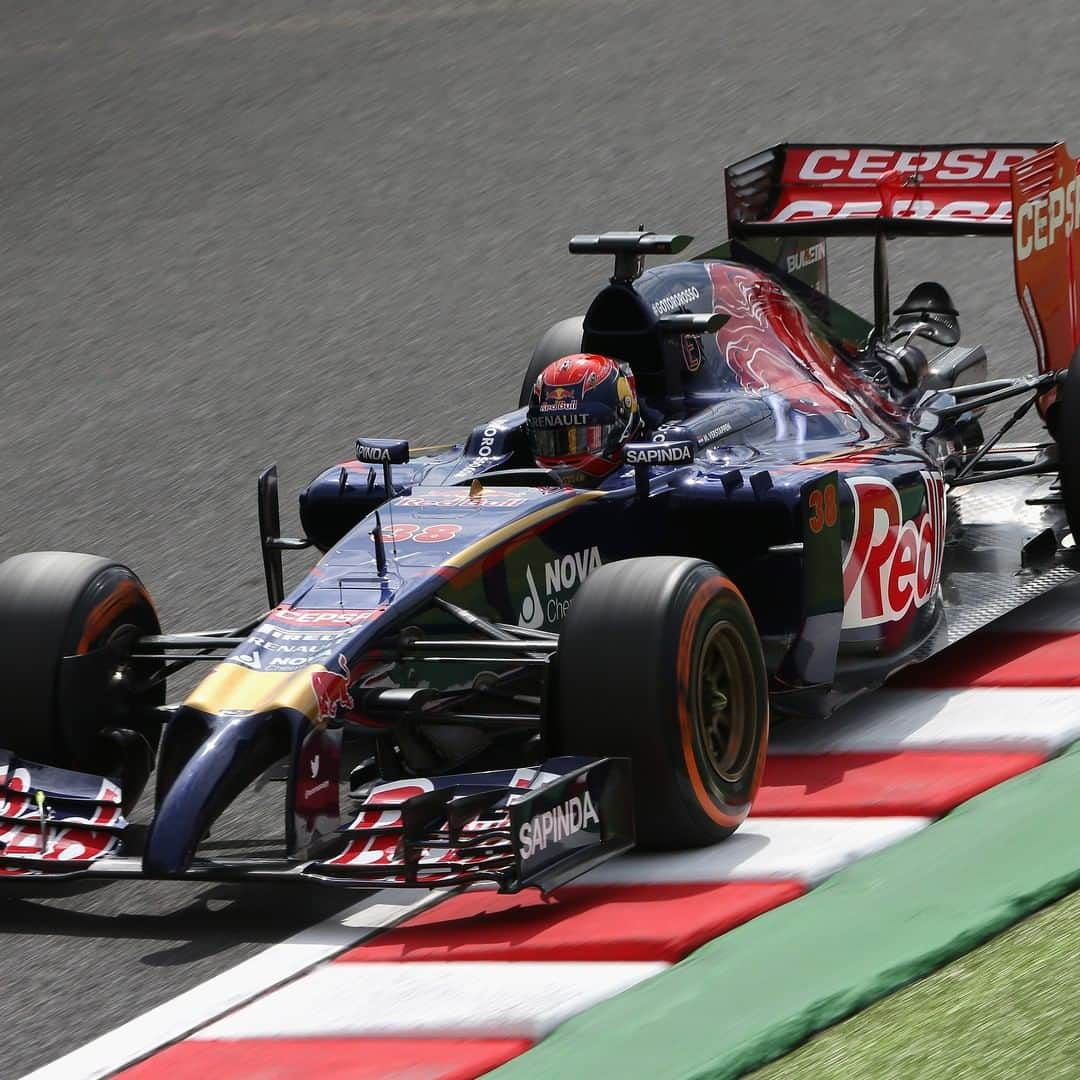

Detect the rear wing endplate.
[{"left": 1011, "top": 143, "right": 1080, "bottom": 398}]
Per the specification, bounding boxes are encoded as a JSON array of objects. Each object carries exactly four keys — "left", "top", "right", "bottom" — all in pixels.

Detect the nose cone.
[
  {"left": 144, "top": 706, "right": 292, "bottom": 876},
  {"left": 144, "top": 654, "right": 358, "bottom": 875}
]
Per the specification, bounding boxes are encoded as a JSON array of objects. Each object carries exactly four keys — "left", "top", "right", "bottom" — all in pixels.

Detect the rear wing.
[
  {"left": 724, "top": 142, "right": 1080, "bottom": 384},
  {"left": 726, "top": 143, "right": 1050, "bottom": 237}
]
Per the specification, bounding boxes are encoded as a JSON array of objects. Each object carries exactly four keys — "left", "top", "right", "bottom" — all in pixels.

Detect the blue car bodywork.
[{"left": 4, "top": 142, "right": 1078, "bottom": 893}]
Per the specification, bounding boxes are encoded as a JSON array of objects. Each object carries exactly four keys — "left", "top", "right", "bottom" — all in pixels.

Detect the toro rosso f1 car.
[{"left": 4, "top": 141, "right": 1080, "bottom": 895}]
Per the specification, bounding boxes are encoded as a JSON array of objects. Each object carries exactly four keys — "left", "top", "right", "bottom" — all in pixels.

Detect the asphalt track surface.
[{"left": 3, "top": 0, "right": 1080, "bottom": 1073}]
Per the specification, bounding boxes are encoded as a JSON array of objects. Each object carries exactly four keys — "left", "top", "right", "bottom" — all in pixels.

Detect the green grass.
[{"left": 752, "top": 889, "right": 1080, "bottom": 1079}]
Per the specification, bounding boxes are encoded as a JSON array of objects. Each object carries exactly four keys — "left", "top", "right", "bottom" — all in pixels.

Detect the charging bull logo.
[
  {"left": 310, "top": 653, "right": 353, "bottom": 725},
  {"left": 540, "top": 387, "right": 578, "bottom": 412},
  {"left": 842, "top": 471, "right": 946, "bottom": 629}
]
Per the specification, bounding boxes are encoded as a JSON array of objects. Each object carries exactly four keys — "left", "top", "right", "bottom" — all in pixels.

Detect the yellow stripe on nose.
[{"left": 184, "top": 662, "right": 322, "bottom": 722}]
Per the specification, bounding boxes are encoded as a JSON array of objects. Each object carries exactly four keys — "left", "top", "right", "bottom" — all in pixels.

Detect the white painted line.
[
  {"left": 193, "top": 960, "right": 667, "bottom": 1041},
  {"left": 579, "top": 816, "right": 928, "bottom": 887},
  {"left": 20, "top": 889, "right": 446, "bottom": 1080},
  {"left": 987, "top": 581, "right": 1080, "bottom": 633},
  {"left": 770, "top": 687, "right": 1080, "bottom": 755}
]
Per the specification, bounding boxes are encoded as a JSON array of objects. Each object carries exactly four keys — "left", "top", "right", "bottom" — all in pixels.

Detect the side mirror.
[
  {"left": 625, "top": 436, "right": 696, "bottom": 501},
  {"left": 355, "top": 438, "right": 410, "bottom": 465},
  {"left": 624, "top": 439, "right": 696, "bottom": 466},
  {"left": 355, "top": 442, "right": 409, "bottom": 542}
]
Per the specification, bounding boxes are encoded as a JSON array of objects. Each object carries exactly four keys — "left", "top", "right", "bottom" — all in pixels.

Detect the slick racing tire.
[
  {"left": 554, "top": 556, "right": 769, "bottom": 849},
  {"left": 0, "top": 552, "right": 163, "bottom": 802},
  {"left": 518, "top": 316, "right": 584, "bottom": 407},
  {"left": 1057, "top": 347, "right": 1080, "bottom": 544}
]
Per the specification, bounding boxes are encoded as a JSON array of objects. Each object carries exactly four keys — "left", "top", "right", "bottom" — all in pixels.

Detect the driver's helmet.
[{"left": 525, "top": 353, "right": 640, "bottom": 483}]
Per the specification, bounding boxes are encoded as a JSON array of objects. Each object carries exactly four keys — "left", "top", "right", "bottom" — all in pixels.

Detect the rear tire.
[
  {"left": 0, "top": 552, "right": 164, "bottom": 803},
  {"left": 518, "top": 317, "right": 584, "bottom": 407},
  {"left": 1057, "top": 347, "right": 1080, "bottom": 542},
  {"left": 554, "top": 556, "right": 769, "bottom": 849}
]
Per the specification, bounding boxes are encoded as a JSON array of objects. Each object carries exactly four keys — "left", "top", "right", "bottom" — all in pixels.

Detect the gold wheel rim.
[{"left": 694, "top": 621, "right": 755, "bottom": 785}]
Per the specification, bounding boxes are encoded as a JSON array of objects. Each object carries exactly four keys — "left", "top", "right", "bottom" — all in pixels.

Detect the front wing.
[{"left": 0, "top": 754, "right": 634, "bottom": 895}]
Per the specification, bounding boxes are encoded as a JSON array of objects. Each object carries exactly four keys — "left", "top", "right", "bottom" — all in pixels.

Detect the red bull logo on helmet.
[
  {"left": 540, "top": 386, "right": 578, "bottom": 412},
  {"left": 310, "top": 653, "right": 353, "bottom": 725}
]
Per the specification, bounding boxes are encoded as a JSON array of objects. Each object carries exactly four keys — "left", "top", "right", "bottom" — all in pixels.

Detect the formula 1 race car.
[{"left": 3, "top": 141, "right": 1080, "bottom": 895}]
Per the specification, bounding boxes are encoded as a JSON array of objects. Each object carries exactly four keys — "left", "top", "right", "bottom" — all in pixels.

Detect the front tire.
[
  {"left": 554, "top": 556, "right": 769, "bottom": 849},
  {"left": 1057, "top": 347, "right": 1080, "bottom": 542},
  {"left": 0, "top": 552, "right": 163, "bottom": 804}
]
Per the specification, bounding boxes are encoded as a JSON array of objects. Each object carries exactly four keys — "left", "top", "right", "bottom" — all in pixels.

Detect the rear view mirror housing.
[
  {"left": 625, "top": 436, "right": 696, "bottom": 501},
  {"left": 624, "top": 439, "right": 696, "bottom": 467},
  {"left": 355, "top": 438, "right": 410, "bottom": 465}
]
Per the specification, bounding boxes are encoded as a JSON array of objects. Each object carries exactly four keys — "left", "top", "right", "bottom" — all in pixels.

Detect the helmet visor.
[{"left": 528, "top": 420, "right": 622, "bottom": 463}]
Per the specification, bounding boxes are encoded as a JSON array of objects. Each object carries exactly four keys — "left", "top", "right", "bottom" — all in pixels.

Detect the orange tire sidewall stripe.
[
  {"left": 76, "top": 578, "right": 149, "bottom": 654},
  {"left": 675, "top": 575, "right": 756, "bottom": 829}
]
